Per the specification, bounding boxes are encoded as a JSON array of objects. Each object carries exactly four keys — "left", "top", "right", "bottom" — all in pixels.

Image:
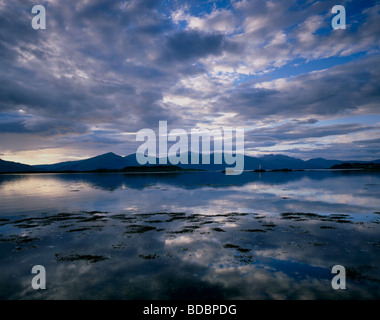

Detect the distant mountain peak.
[
  {"left": 96, "top": 152, "right": 119, "bottom": 157},
  {"left": 260, "top": 154, "right": 295, "bottom": 159}
]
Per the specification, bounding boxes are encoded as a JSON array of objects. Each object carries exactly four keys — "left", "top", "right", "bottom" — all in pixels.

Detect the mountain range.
[
  {"left": 0, "top": 159, "right": 39, "bottom": 173},
  {"left": 1, "top": 152, "right": 380, "bottom": 173}
]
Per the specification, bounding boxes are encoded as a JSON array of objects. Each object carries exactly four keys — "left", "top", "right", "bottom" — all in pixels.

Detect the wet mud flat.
[{"left": 0, "top": 210, "right": 379, "bottom": 299}]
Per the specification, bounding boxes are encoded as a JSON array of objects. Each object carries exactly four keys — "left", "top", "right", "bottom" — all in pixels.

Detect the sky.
[{"left": 0, "top": 0, "right": 379, "bottom": 165}]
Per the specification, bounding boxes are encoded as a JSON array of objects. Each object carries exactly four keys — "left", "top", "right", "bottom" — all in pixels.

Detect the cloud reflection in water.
[{"left": 0, "top": 171, "right": 379, "bottom": 299}]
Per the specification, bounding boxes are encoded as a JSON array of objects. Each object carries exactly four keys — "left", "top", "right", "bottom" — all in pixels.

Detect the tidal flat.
[{"left": 0, "top": 171, "right": 379, "bottom": 299}]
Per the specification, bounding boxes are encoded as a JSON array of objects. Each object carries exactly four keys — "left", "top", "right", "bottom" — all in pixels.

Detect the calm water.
[{"left": 0, "top": 170, "right": 379, "bottom": 299}]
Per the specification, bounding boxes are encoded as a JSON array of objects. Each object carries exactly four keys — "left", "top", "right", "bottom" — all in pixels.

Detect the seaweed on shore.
[
  {"left": 241, "top": 228, "right": 266, "bottom": 233},
  {"left": 165, "top": 213, "right": 202, "bottom": 223},
  {"left": 346, "top": 265, "right": 380, "bottom": 283},
  {"left": 223, "top": 243, "right": 251, "bottom": 253},
  {"left": 262, "top": 223, "right": 277, "bottom": 228},
  {"left": 169, "top": 228, "right": 195, "bottom": 234},
  {"left": 109, "top": 214, "right": 137, "bottom": 222},
  {"left": 55, "top": 253, "right": 109, "bottom": 263},
  {"left": 223, "top": 243, "right": 240, "bottom": 249},
  {"left": 280, "top": 212, "right": 353, "bottom": 224},
  {"left": 235, "top": 254, "right": 255, "bottom": 265},
  {"left": 281, "top": 212, "right": 322, "bottom": 220},
  {"left": 124, "top": 224, "right": 157, "bottom": 234},
  {"left": 138, "top": 253, "right": 159, "bottom": 260},
  {"left": 0, "top": 234, "right": 40, "bottom": 244}
]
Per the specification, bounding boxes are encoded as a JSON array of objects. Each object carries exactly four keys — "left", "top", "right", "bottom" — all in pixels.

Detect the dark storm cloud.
[
  {"left": 215, "top": 55, "right": 380, "bottom": 121},
  {"left": 0, "top": 121, "right": 27, "bottom": 133},
  {"left": 0, "top": 0, "right": 186, "bottom": 136},
  {"left": 246, "top": 122, "right": 380, "bottom": 141},
  {"left": 0, "top": 111, "right": 89, "bottom": 136},
  {"left": 0, "top": 0, "right": 379, "bottom": 160},
  {"left": 284, "top": 141, "right": 380, "bottom": 161},
  {"left": 243, "top": 120, "right": 380, "bottom": 156},
  {"left": 0, "top": 1, "right": 40, "bottom": 62},
  {"left": 160, "top": 29, "right": 239, "bottom": 63},
  {"left": 2, "top": 0, "right": 378, "bottom": 129},
  {"left": 355, "top": 138, "right": 380, "bottom": 145}
]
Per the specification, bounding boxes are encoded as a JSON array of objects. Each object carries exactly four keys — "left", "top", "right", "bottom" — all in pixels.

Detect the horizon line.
[{"left": 2, "top": 151, "right": 380, "bottom": 167}]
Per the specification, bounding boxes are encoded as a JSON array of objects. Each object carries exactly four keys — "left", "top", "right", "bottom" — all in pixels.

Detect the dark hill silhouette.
[
  {"left": 0, "top": 159, "right": 41, "bottom": 173},
  {"left": 34, "top": 152, "right": 141, "bottom": 172},
  {"left": 1, "top": 152, "right": 380, "bottom": 173}
]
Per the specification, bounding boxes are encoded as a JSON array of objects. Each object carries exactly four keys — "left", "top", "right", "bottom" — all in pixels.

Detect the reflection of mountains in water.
[{"left": 0, "top": 170, "right": 373, "bottom": 191}]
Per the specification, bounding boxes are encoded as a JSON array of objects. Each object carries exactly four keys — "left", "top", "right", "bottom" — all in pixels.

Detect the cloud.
[
  {"left": 0, "top": 0, "right": 379, "bottom": 162},
  {"left": 158, "top": 29, "right": 242, "bottom": 67},
  {"left": 247, "top": 122, "right": 380, "bottom": 141},
  {"left": 172, "top": 6, "right": 239, "bottom": 34},
  {"left": 284, "top": 142, "right": 380, "bottom": 161},
  {"left": 213, "top": 55, "right": 380, "bottom": 121},
  {"left": 0, "top": 0, "right": 181, "bottom": 133}
]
